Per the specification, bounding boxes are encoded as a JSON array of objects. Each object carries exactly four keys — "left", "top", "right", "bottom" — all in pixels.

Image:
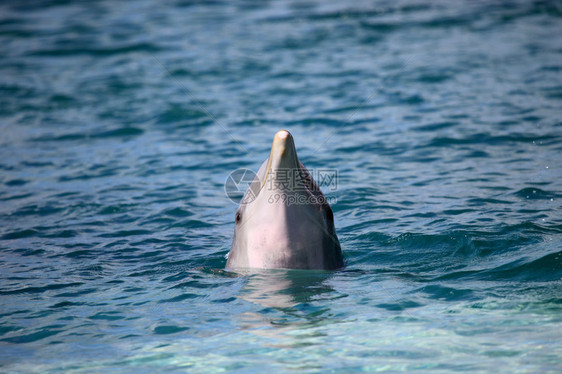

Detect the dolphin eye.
[{"left": 235, "top": 212, "right": 242, "bottom": 224}]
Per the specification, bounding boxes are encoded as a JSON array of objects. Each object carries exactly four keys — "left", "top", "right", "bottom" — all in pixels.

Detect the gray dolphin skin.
[{"left": 226, "top": 130, "right": 344, "bottom": 270}]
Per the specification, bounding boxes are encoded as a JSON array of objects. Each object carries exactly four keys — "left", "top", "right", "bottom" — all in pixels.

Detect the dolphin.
[{"left": 226, "top": 130, "right": 344, "bottom": 270}]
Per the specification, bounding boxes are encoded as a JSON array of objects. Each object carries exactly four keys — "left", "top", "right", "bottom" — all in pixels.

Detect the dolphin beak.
[{"left": 260, "top": 130, "right": 300, "bottom": 190}]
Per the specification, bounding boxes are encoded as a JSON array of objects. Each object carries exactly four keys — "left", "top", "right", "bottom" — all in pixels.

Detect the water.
[{"left": 1, "top": 0, "right": 561, "bottom": 372}]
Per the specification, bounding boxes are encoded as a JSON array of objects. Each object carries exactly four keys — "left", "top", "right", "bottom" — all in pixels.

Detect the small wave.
[
  {"left": 161, "top": 207, "right": 194, "bottom": 218},
  {"left": 4, "top": 179, "right": 28, "bottom": 186},
  {"left": 481, "top": 250, "right": 562, "bottom": 282},
  {"left": 157, "top": 104, "right": 209, "bottom": 125},
  {"left": 375, "top": 300, "right": 423, "bottom": 311},
  {"left": 97, "top": 230, "right": 152, "bottom": 238},
  {"left": 351, "top": 224, "right": 555, "bottom": 279},
  {"left": 158, "top": 293, "right": 198, "bottom": 303},
  {"left": 1, "top": 229, "right": 37, "bottom": 240},
  {"left": 31, "top": 127, "right": 144, "bottom": 143},
  {"left": 1, "top": 328, "right": 62, "bottom": 344},
  {"left": 513, "top": 187, "right": 559, "bottom": 200},
  {"left": 424, "top": 133, "right": 560, "bottom": 148},
  {"left": 0, "top": 282, "right": 83, "bottom": 296},
  {"left": 153, "top": 325, "right": 189, "bottom": 335},
  {"left": 88, "top": 311, "right": 125, "bottom": 321},
  {"left": 416, "top": 284, "right": 475, "bottom": 302},
  {"left": 95, "top": 127, "right": 144, "bottom": 138},
  {"left": 29, "top": 43, "right": 162, "bottom": 57},
  {"left": 414, "top": 121, "right": 458, "bottom": 132}
]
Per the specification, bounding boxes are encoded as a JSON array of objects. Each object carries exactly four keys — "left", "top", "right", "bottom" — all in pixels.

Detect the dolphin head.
[{"left": 226, "top": 130, "right": 343, "bottom": 270}]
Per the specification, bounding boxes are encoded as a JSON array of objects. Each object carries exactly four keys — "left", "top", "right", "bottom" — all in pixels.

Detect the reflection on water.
[{"left": 234, "top": 270, "right": 340, "bottom": 346}]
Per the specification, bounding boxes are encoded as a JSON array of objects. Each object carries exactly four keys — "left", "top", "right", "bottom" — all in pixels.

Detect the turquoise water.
[{"left": 1, "top": 0, "right": 561, "bottom": 372}]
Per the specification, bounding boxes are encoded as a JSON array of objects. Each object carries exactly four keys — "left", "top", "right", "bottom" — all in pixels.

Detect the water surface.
[{"left": 1, "top": 0, "right": 561, "bottom": 372}]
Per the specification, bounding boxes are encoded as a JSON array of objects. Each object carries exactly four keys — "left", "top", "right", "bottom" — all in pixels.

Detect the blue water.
[{"left": 1, "top": 0, "right": 561, "bottom": 372}]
